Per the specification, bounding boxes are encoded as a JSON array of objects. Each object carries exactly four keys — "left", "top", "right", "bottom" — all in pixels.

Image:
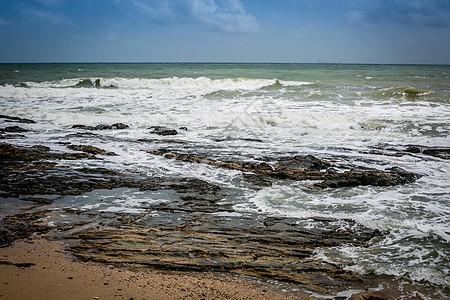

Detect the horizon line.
[{"left": 1, "top": 61, "right": 449, "bottom": 66}]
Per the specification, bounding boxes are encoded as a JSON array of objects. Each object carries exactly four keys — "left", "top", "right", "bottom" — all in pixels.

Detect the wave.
[
  {"left": 373, "top": 86, "right": 435, "bottom": 100},
  {"left": 1, "top": 77, "right": 314, "bottom": 102},
  {"left": 72, "top": 78, "right": 117, "bottom": 89},
  {"left": 3, "top": 76, "right": 313, "bottom": 91}
]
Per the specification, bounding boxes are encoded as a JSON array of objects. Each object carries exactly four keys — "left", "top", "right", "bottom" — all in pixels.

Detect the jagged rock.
[
  {"left": 71, "top": 123, "right": 129, "bottom": 130},
  {"left": 314, "top": 167, "right": 421, "bottom": 189},
  {"left": 367, "top": 144, "right": 450, "bottom": 160},
  {"left": 406, "top": 145, "right": 450, "bottom": 159},
  {"left": 275, "top": 155, "right": 332, "bottom": 170},
  {"left": 160, "top": 152, "right": 325, "bottom": 181},
  {"left": 0, "top": 143, "right": 94, "bottom": 161},
  {"left": 74, "top": 79, "right": 95, "bottom": 88},
  {"left": 149, "top": 126, "right": 178, "bottom": 136},
  {"left": 71, "top": 79, "right": 116, "bottom": 89},
  {"left": 66, "top": 144, "right": 117, "bottom": 156},
  {"left": 156, "top": 151, "right": 421, "bottom": 188}
]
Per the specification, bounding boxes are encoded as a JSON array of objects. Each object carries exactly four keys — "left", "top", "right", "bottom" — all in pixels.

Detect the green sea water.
[{"left": 1, "top": 62, "right": 449, "bottom": 86}]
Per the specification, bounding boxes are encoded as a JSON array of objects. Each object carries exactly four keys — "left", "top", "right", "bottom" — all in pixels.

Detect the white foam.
[{"left": 2, "top": 73, "right": 449, "bottom": 291}]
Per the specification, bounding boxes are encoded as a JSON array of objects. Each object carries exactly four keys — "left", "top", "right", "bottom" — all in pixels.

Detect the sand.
[{"left": 0, "top": 239, "right": 311, "bottom": 300}]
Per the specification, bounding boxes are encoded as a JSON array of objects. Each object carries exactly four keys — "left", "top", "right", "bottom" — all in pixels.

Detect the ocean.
[{"left": 1, "top": 63, "right": 449, "bottom": 298}]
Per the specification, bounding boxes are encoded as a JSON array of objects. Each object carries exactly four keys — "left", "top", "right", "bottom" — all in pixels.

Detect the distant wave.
[
  {"left": 3, "top": 76, "right": 313, "bottom": 89},
  {"left": 373, "top": 86, "right": 435, "bottom": 100},
  {"left": 1, "top": 77, "right": 314, "bottom": 102}
]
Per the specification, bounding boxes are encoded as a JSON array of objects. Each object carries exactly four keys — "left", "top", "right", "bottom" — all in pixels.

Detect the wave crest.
[
  {"left": 8, "top": 76, "right": 312, "bottom": 90},
  {"left": 375, "top": 86, "right": 435, "bottom": 100}
]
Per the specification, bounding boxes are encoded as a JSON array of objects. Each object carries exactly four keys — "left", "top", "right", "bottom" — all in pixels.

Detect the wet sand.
[{"left": 0, "top": 239, "right": 310, "bottom": 300}]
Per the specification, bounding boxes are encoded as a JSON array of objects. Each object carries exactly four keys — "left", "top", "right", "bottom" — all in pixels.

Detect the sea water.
[{"left": 1, "top": 63, "right": 449, "bottom": 297}]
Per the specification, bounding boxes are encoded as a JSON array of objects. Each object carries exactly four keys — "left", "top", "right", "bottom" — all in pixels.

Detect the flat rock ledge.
[{"left": 70, "top": 214, "right": 379, "bottom": 295}]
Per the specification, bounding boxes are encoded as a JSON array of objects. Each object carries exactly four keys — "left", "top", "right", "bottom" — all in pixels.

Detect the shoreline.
[{"left": 0, "top": 238, "right": 311, "bottom": 300}]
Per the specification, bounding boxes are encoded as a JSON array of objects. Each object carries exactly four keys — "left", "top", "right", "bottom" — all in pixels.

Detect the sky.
[{"left": 0, "top": 0, "right": 450, "bottom": 64}]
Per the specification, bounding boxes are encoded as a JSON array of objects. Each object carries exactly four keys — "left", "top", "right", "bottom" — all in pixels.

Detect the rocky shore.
[
  {"left": 0, "top": 115, "right": 439, "bottom": 299},
  {"left": 1, "top": 239, "right": 310, "bottom": 300}
]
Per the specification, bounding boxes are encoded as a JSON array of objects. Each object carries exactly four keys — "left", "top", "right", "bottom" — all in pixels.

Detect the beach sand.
[{"left": 0, "top": 239, "right": 310, "bottom": 300}]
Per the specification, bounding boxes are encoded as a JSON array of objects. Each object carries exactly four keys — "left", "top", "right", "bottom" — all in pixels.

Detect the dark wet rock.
[
  {"left": 71, "top": 124, "right": 95, "bottom": 130},
  {"left": 242, "top": 173, "right": 274, "bottom": 186},
  {"left": 314, "top": 167, "right": 421, "bottom": 189},
  {"left": 0, "top": 143, "right": 95, "bottom": 161},
  {"left": 214, "top": 137, "right": 264, "bottom": 143},
  {"left": 72, "top": 79, "right": 117, "bottom": 89},
  {"left": 71, "top": 123, "right": 129, "bottom": 130},
  {"left": 367, "top": 144, "right": 450, "bottom": 160},
  {"left": 348, "top": 290, "right": 389, "bottom": 300},
  {"left": 0, "top": 115, "right": 36, "bottom": 124},
  {"left": 0, "top": 143, "right": 115, "bottom": 198},
  {"left": 0, "top": 211, "right": 51, "bottom": 248},
  {"left": 149, "top": 126, "right": 178, "bottom": 136},
  {"left": 21, "top": 197, "right": 54, "bottom": 205},
  {"left": 67, "top": 144, "right": 117, "bottom": 156},
  {"left": 386, "top": 166, "right": 422, "bottom": 183},
  {"left": 0, "top": 126, "right": 28, "bottom": 133},
  {"left": 155, "top": 151, "right": 420, "bottom": 188},
  {"left": 159, "top": 152, "right": 325, "bottom": 181},
  {"left": 0, "top": 143, "right": 221, "bottom": 200},
  {"left": 275, "top": 155, "right": 332, "bottom": 170},
  {"left": 406, "top": 146, "right": 421, "bottom": 154},
  {"left": 406, "top": 145, "right": 450, "bottom": 159},
  {"left": 74, "top": 79, "right": 95, "bottom": 88},
  {"left": 0, "top": 163, "right": 117, "bottom": 198},
  {"left": 65, "top": 132, "right": 99, "bottom": 139},
  {"left": 364, "top": 149, "right": 404, "bottom": 158},
  {"left": 0, "top": 134, "right": 26, "bottom": 139}
]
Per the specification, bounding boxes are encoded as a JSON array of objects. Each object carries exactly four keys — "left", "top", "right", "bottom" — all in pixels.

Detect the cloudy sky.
[{"left": 1, "top": 0, "right": 449, "bottom": 64}]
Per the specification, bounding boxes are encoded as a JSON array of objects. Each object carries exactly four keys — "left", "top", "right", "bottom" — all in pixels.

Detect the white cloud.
[{"left": 132, "top": 0, "right": 260, "bottom": 33}]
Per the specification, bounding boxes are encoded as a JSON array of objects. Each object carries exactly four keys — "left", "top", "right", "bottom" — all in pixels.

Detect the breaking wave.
[
  {"left": 1, "top": 77, "right": 315, "bottom": 102},
  {"left": 8, "top": 77, "right": 312, "bottom": 91}
]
